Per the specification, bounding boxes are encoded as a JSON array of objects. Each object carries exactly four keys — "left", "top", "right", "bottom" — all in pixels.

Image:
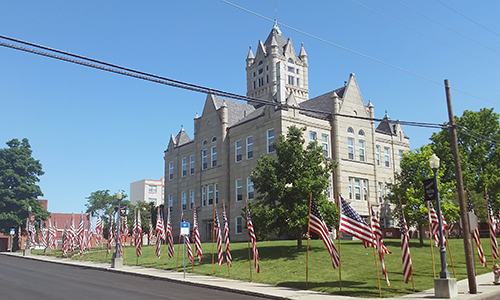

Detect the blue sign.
[
  {"left": 180, "top": 222, "right": 190, "bottom": 236},
  {"left": 10, "top": 228, "right": 15, "bottom": 235}
]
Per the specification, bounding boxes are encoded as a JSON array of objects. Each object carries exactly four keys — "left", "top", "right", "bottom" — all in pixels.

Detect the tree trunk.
[
  {"left": 419, "top": 224, "right": 424, "bottom": 246},
  {"left": 296, "top": 231, "right": 302, "bottom": 250}
]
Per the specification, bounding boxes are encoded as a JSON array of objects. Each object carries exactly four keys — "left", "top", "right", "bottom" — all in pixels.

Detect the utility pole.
[{"left": 445, "top": 79, "right": 476, "bottom": 294}]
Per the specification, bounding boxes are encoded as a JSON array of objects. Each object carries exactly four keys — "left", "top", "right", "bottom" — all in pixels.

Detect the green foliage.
[
  {"left": 249, "top": 126, "right": 337, "bottom": 248},
  {"left": 430, "top": 108, "right": 500, "bottom": 211},
  {"left": 0, "top": 138, "right": 48, "bottom": 235},
  {"left": 125, "top": 200, "right": 155, "bottom": 234},
  {"left": 84, "top": 189, "right": 129, "bottom": 227},
  {"left": 388, "top": 145, "right": 459, "bottom": 244}
]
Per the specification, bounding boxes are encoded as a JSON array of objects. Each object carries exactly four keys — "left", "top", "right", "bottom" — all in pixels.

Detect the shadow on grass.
[
  {"left": 277, "top": 280, "right": 382, "bottom": 297},
  {"left": 227, "top": 244, "right": 303, "bottom": 262}
]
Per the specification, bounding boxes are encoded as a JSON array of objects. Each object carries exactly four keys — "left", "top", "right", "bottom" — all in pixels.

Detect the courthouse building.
[{"left": 163, "top": 24, "right": 410, "bottom": 242}]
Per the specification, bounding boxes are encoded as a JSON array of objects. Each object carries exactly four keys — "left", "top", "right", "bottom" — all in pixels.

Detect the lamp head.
[
  {"left": 429, "top": 153, "right": 440, "bottom": 170},
  {"left": 117, "top": 191, "right": 123, "bottom": 200}
]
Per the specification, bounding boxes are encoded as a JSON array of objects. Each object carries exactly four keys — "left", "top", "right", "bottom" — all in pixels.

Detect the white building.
[
  {"left": 129, "top": 177, "right": 164, "bottom": 206},
  {"left": 163, "top": 24, "right": 410, "bottom": 242}
]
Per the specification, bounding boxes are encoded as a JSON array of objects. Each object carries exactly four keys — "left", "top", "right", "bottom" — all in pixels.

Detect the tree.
[
  {"left": 430, "top": 108, "right": 500, "bottom": 210},
  {"left": 388, "top": 145, "right": 459, "bottom": 245},
  {"left": 0, "top": 138, "right": 48, "bottom": 235},
  {"left": 249, "top": 126, "right": 337, "bottom": 249},
  {"left": 84, "top": 189, "right": 129, "bottom": 226},
  {"left": 125, "top": 200, "right": 155, "bottom": 235}
]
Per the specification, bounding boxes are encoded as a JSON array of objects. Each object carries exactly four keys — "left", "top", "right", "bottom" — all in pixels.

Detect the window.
[
  {"left": 190, "top": 155, "right": 195, "bottom": 175},
  {"left": 288, "top": 58, "right": 294, "bottom": 63},
  {"left": 169, "top": 162, "right": 174, "bottom": 180},
  {"left": 258, "top": 60, "right": 263, "bottom": 65},
  {"left": 296, "top": 78, "right": 300, "bottom": 87},
  {"left": 378, "top": 182, "right": 383, "bottom": 203},
  {"left": 190, "top": 190, "right": 194, "bottom": 210},
  {"left": 309, "top": 131, "right": 317, "bottom": 143},
  {"left": 348, "top": 137, "right": 354, "bottom": 160},
  {"left": 202, "top": 186, "right": 206, "bottom": 207},
  {"left": 181, "top": 192, "right": 187, "bottom": 211},
  {"left": 267, "top": 129, "right": 274, "bottom": 153},
  {"left": 202, "top": 140, "right": 207, "bottom": 146},
  {"left": 359, "top": 140, "right": 366, "bottom": 162},
  {"left": 350, "top": 177, "right": 368, "bottom": 201},
  {"left": 214, "top": 183, "right": 219, "bottom": 204},
  {"left": 235, "top": 216, "right": 243, "bottom": 234},
  {"left": 235, "top": 140, "right": 242, "bottom": 162},
  {"left": 236, "top": 179, "right": 243, "bottom": 202},
  {"left": 288, "top": 76, "right": 294, "bottom": 85},
  {"left": 208, "top": 185, "right": 214, "bottom": 206},
  {"left": 288, "top": 67, "right": 295, "bottom": 73},
  {"left": 168, "top": 194, "right": 173, "bottom": 213},
  {"left": 149, "top": 185, "right": 157, "bottom": 193},
  {"left": 258, "top": 77, "right": 264, "bottom": 87},
  {"left": 386, "top": 184, "right": 392, "bottom": 197},
  {"left": 211, "top": 146, "right": 217, "bottom": 167},
  {"left": 182, "top": 157, "right": 187, "bottom": 177},
  {"left": 399, "top": 150, "right": 404, "bottom": 162},
  {"left": 258, "top": 68, "right": 263, "bottom": 74},
  {"left": 384, "top": 147, "right": 390, "bottom": 167},
  {"left": 148, "top": 198, "right": 156, "bottom": 204},
  {"left": 202, "top": 149, "right": 208, "bottom": 170},
  {"left": 211, "top": 136, "right": 217, "bottom": 143},
  {"left": 246, "top": 136, "right": 253, "bottom": 159},
  {"left": 247, "top": 177, "right": 254, "bottom": 200},
  {"left": 321, "top": 134, "right": 329, "bottom": 157},
  {"left": 376, "top": 146, "right": 381, "bottom": 166},
  {"left": 358, "top": 130, "right": 365, "bottom": 136},
  {"left": 347, "top": 127, "right": 354, "bottom": 134},
  {"left": 325, "top": 176, "right": 332, "bottom": 199},
  {"left": 266, "top": 74, "right": 269, "bottom": 84},
  {"left": 253, "top": 81, "right": 256, "bottom": 89}
]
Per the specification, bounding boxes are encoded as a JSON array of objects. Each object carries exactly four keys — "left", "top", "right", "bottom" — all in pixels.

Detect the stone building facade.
[{"left": 163, "top": 24, "right": 410, "bottom": 242}]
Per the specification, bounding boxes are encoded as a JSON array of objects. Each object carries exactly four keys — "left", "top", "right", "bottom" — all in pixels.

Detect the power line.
[
  {"left": 435, "top": 0, "right": 500, "bottom": 40},
  {"left": 222, "top": 0, "right": 498, "bottom": 106},
  {"left": 0, "top": 34, "right": 447, "bottom": 131}
]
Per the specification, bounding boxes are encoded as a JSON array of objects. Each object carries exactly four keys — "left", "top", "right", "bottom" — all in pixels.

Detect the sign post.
[
  {"left": 9, "top": 228, "right": 15, "bottom": 252},
  {"left": 180, "top": 222, "right": 190, "bottom": 279}
]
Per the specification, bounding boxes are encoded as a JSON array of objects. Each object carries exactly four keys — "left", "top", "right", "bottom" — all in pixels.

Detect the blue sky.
[{"left": 1, "top": 1, "right": 499, "bottom": 214}]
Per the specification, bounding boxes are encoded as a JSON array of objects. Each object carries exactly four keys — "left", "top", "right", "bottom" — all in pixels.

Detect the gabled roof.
[
  {"left": 298, "top": 87, "right": 346, "bottom": 119},
  {"left": 175, "top": 128, "right": 192, "bottom": 146},
  {"left": 212, "top": 95, "right": 256, "bottom": 127},
  {"left": 263, "top": 22, "right": 288, "bottom": 55},
  {"left": 376, "top": 112, "right": 409, "bottom": 138}
]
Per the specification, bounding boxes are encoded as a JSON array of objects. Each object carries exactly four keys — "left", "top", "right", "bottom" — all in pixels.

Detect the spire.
[
  {"left": 299, "top": 42, "right": 307, "bottom": 63},
  {"left": 246, "top": 45, "right": 255, "bottom": 67}
]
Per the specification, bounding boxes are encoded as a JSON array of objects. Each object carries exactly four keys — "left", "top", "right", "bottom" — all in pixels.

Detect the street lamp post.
[
  {"left": 429, "top": 154, "right": 450, "bottom": 279},
  {"left": 24, "top": 206, "right": 32, "bottom": 256},
  {"left": 111, "top": 191, "right": 123, "bottom": 268}
]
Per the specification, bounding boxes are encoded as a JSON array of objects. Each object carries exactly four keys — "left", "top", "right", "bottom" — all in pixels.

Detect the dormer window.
[{"left": 211, "top": 136, "right": 217, "bottom": 143}]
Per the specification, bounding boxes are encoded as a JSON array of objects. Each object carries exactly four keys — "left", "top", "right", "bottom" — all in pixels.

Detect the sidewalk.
[{"left": 3, "top": 251, "right": 500, "bottom": 300}]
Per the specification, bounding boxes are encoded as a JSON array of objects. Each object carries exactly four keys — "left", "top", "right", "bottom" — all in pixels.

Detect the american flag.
[
  {"left": 486, "top": 190, "right": 499, "bottom": 259},
  {"left": 62, "top": 223, "right": 69, "bottom": 257},
  {"left": 122, "top": 215, "right": 129, "bottom": 248},
  {"left": 166, "top": 209, "right": 175, "bottom": 258},
  {"left": 181, "top": 215, "right": 193, "bottom": 263},
  {"left": 222, "top": 205, "right": 232, "bottom": 267},
  {"left": 132, "top": 211, "right": 137, "bottom": 246},
  {"left": 468, "top": 191, "right": 487, "bottom": 267},
  {"left": 28, "top": 221, "right": 37, "bottom": 249},
  {"left": 52, "top": 218, "right": 58, "bottom": 249},
  {"left": 214, "top": 205, "right": 224, "bottom": 266},
  {"left": 339, "top": 196, "right": 374, "bottom": 246},
  {"left": 193, "top": 206, "right": 203, "bottom": 262},
  {"left": 95, "top": 212, "right": 102, "bottom": 246},
  {"left": 69, "top": 214, "right": 76, "bottom": 255},
  {"left": 399, "top": 205, "right": 413, "bottom": 284},
  {"left": 107, "top": 213, "right": 114, "bottom": 256},
  {"left": 18, "top": 226, "right": 22, "bottom": 249},
  {"left": 136, "top": 209, "right": 142, "bottom": 257},
  {"left": 40, "top": 218, "right": 47, "bottom": 248},
  {"left": 370, "top": 206, "right": 391, "bottom": 286},
  {"left": 148, "top": 216, "right": 153, "bottom": 246},
  {"left": 48, "top": 217, "right": 55, "bottom": 250},
  {"left": 86, "top": 212, "right": 93, "bottom": 253},
  {"left": 428, "top": 202, "right": 447, "bottom": 248},
  {"left": 246, "top": 202, "right": 260, "bottom": 273},
  {"left": 309, "top": 197, "right": 340, "bottom": 269},
  {"left": 155, "top": 209, "right": 165, "bottom": 258},
  {"left": 77, "top": 212, "right": 85, "bottom": 255}
]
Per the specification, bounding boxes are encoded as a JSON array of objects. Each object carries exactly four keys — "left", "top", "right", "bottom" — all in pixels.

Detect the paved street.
[{"left": 0, "top": 255, "right": 264, "bottom": 300}]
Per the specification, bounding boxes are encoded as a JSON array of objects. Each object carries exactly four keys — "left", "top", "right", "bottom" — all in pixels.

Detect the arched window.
[
  {"left": 211, "top": 136, "right": 217, "bottom": 143},
  {"left": 288, "top": 58, "right": 294, "bottom": 63},
  {"left": 347, "top": 127, "right": 354, "bottom": 134},
  {"left": 258, "top": 60, "right": 263, "bottom": 65},
  {"left": 202, "top": 140, "right": 207, "bottom": 146},
  {"left": 358, "top": 130, "right": 365, "bottom": 136}
]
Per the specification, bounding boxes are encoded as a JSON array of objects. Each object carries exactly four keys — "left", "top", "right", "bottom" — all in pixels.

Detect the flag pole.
[
  {"left": 306, "top": 192, "right": 312, "bottom": 288},
  {"left": 162, "top": 210, "right": 167, "bottom": 269},
  {"left": 245, "top": 198, "right": 253, "bottom": 282},
  {"left": 426, "top": 201, "right": 437, "bottom": 278},
  {"left": 398, "top": 195, "right": 415, "bottom": 292},
  {"left": 176, "top": 212, "right": 183, "bottom": 271},
  {"left": 486, "top": 187, "right": 496, "bottom": 266},
  {"left": 366, "top": 197, "right": 382, "bottom": 298},
  {"left": 211, "top": 202, "right": 216, "bottom": 276},
  {"left": 336, "top": 192, "right": 342, "bottom": 293}
]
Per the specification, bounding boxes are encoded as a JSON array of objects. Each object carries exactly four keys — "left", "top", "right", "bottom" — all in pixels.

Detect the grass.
[{"left": 30, "top": 237, "right": 494, "bottom": 298}]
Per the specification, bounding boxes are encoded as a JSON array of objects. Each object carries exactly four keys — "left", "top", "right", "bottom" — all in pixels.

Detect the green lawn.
[{"left": 32, "top": 237, "right": 494, "bottom": 298}]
